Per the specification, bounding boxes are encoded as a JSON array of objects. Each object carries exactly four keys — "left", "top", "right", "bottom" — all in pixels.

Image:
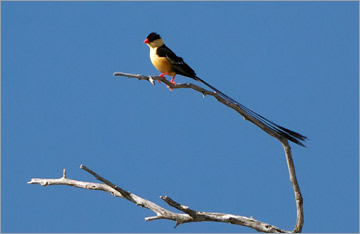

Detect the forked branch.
[
  {"left": 112, "top": 72, "right": 304, "bottom": 232},
  {"left": 28, "top": 165, "right": 288, "bottom": 233},
  {"left": 28, "top": 72, "right": 304, "bottom": 232}
]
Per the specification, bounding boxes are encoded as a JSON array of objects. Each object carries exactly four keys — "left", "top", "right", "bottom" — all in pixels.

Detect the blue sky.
[{"left": 1, "top": 1, "right": 359, "bottom": 233}]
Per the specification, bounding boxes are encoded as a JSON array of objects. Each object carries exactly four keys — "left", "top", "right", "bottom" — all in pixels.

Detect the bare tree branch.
[
  {"left": 113, "top": 72, "right": 307, "bottom": 147},
  {"left": 112, "top": 72, "right": 304, "bottom": 232},
  {"left": 28, "top": 165, "right": 289, "bottom": 233},
  {"left": 28, "top": 72, "right": 304, "bottom": 232},
  {"left": 282, "top": 142, "right": 304, "bottom": 233}
]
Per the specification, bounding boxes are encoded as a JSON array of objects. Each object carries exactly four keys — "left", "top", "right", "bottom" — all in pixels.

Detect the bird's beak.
[{"left": 144, "top": 38, "right": 149, "bottom": 44}]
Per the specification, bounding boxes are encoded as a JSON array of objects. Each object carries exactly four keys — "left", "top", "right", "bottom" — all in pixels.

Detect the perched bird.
[
  {"left": 144, "top": 32, "right": 217, "bottom": 90},
  {"left": 144, "top": 32, "right": 307, "bottom": 146}
]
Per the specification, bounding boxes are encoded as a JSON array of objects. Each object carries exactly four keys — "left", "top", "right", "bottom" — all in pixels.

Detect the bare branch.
[
  {"left": 113, "top": 72, "right": 307, "bottom": 147},
  {"left": 113, "top": 72, "right": 304, "bottom": 232},
  {"left": 28, "top": 171, "right": 120, "bottom": 196},
  {"left": 282, "top": 142, "right": 304, "bottom": 233},
  {"left": 28, "top": 72, "right": 305, "bottom": 232},
  {"left": 28, "top": 166, "right": 289, "bottom": 233}
]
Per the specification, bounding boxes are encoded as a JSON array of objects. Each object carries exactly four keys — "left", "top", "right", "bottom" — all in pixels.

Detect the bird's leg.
[
  {"left": 158, "top": 73, "right": 169, "bottom": 83},
  {"left": 159, "top": 73, "right": 168, "bottom": 77},
  {"left": 166, "top": 75, "right": 177, "bottom": 91},
  {"left": 158, "top": 73, "right": 175, "bottom": 91},
  {"left": 170, "top": 75, "right": 177, "bottom": 85}
]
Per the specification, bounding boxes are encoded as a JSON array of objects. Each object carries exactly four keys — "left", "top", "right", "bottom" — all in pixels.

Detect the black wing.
[{"left": 157, "top": 44, "right": 197, "bottom": 79}]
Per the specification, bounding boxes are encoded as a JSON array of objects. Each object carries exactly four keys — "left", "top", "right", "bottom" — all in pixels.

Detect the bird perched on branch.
[
  {"left": 144, "top": 32, "right": 307, "bottom": 147},
  {"left": 144, "top": 32, "right": 218, "bottom": 91}
]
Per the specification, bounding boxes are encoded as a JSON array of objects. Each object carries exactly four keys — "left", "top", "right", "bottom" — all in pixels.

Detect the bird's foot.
[
  {"left": 170, "top": 80, "right": 177, "bottom": 86},
  {"left": 158, "top": 73, "right": 169, "bottom": 83},
  {"left": 166, "top": 81, "right": 176, "bottom": 91},
  {"left": 167, "top": 77, "right": 177, "bottom": 90}
]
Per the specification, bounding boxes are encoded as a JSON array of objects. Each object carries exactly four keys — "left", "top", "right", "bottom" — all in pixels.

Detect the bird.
[
  {"left": 144, "top": 32, "right": 216, "bottom": 89},
  {"left": 144, "top": 32, "right": 307, "bottom": 146}
]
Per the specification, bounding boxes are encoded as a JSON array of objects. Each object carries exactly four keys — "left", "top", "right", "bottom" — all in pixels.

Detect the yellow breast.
[{"left": 150, "top": 47, "right": 175, "bottom": 75}]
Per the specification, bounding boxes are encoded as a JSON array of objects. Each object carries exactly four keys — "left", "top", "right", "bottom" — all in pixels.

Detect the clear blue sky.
[{"left": 1, "top": 1, "right": 359, "bottom": 233}]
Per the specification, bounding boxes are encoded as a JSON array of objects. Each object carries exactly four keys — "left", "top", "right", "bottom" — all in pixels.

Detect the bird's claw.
[{"left": 166, "top": 82, "right": 176, "bottom": 91}]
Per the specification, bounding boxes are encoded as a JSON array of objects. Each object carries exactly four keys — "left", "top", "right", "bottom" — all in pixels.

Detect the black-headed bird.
[
  {"left": 144, "top": 32, "right": 307, "bottom": 146},
  {"left": 144, "top": 32, "right": 218, "bottom": 91}
]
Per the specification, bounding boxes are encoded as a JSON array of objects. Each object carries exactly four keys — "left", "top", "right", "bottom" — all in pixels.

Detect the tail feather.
[{"left": 193, "top": 76, "right": 308, "bottom": 147}]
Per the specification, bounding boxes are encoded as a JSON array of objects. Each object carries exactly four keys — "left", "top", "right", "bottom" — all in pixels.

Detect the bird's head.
[{"left": 144, "top": 32, "right": 164, "bottom": 48}]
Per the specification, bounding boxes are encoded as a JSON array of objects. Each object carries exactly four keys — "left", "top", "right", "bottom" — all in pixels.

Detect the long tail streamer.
[{"left": 195, "top": 77, "right": 308, "bottom": 147}]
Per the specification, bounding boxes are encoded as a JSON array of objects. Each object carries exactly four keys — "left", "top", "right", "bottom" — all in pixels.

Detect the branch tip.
[
  {"left": 174, "top": 222, "right": 180, "bottom": 229},
  {"left": 145, "top": 216, "right": 162, "bottom": 222}
]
